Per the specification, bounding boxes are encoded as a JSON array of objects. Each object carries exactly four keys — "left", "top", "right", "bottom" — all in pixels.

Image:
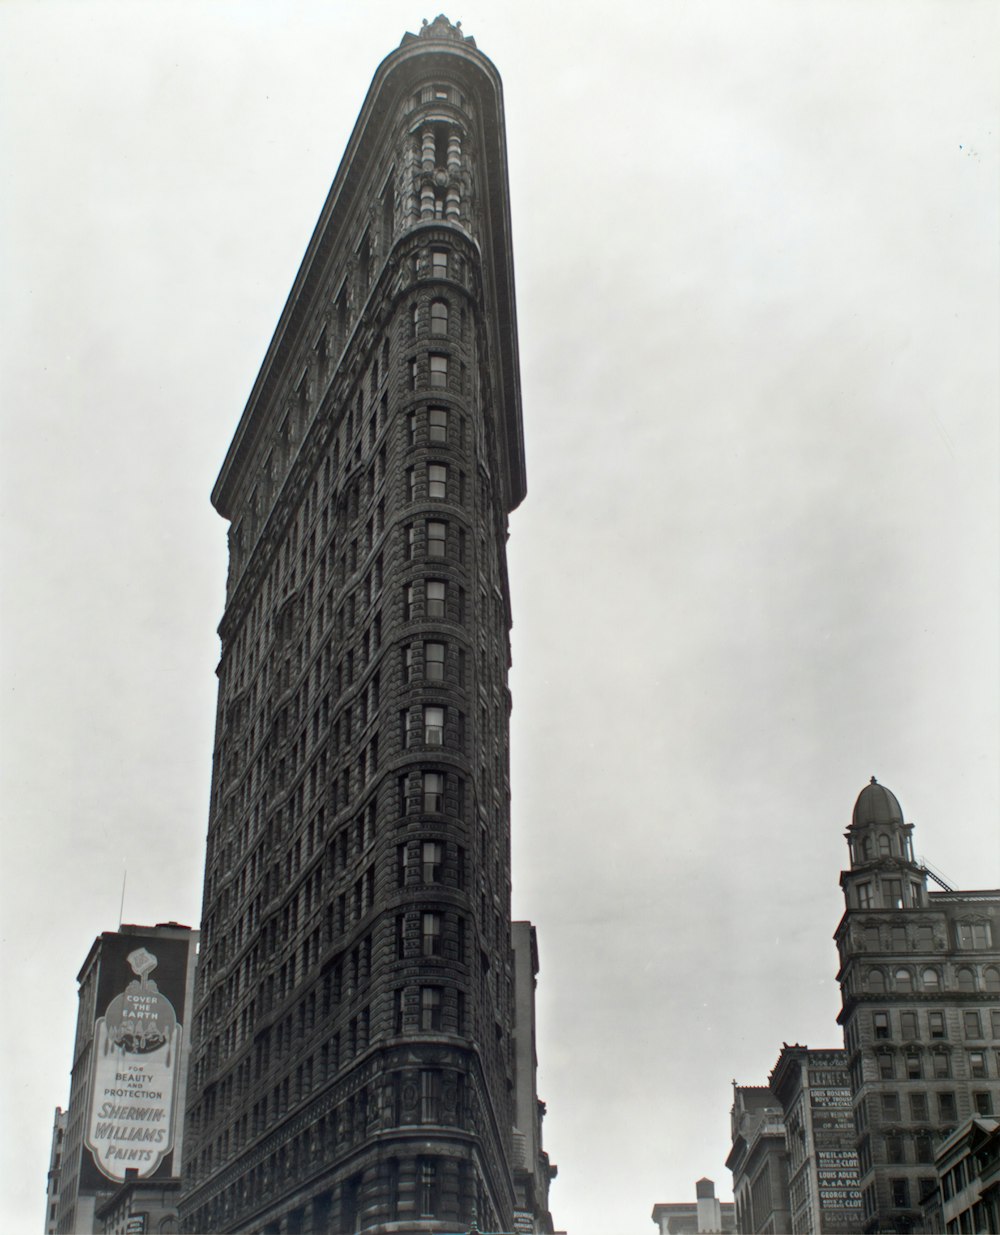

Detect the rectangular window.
[
  {"left": 929, "top": 1012, "right": 946, "bottom": 1039},
  {"left": 409, "top": 357, "right": 418, "bottom": 390},
  {"left": 423, "top": 706, "right": 444, "bottom": 745},
  {"left": 422, "top": 772, "right": 444, "bottom": 813},
  {"left": 957, "top": 921, "right": 992, "bottom": 948},
  {"left": 406, "top": 583, "right": 417, "bottom": 621},
  {"left": 407, "top": 466, "right": 417, "bottom": 502},
  {"left": 417, "top": 1158, "right": 438, "bottom": 1218},
  {"left": 884, "top": 878, "right": 903, "bottom": 908},
  {"left": 964, "top": 1010, "right": 982, "bottom": 1038},
  {"left": 425, "top": 641, "right": 445, "bottom": 682},
  {"left": 878, "top": 1052, "right": 895, "bottom": 1079},
  {"left": 429, "top": 354, "right": 448, "bottom": 389},
  {"left": 874, "top": 1011, "right": 890, "bottom": 1039},
  {"left": 422, "top": 912, "right": 441, "bottom": 956},
  {"left": 974, "top": 1091, "right": 993, "bottom": 1116},
  {"left": 427, "top": 520, "right": 446, "bottom": 556},
  {"left": 905, "top": 1050, "right": 922, "bottom": 1079},
  {"left": 426, "top": 580, "right": 446, "bottom": 618},
  {"left": 420, "top": 987, "right": 442, "bottom": 1031},
  {"left": 428, "top": 463, "right": 447, "bottom": 499},
  {"left": 881, "top": 1093, "right": 900, "bottom": 1119},
  {"left": 857, "top": 882, "right": 873, "bottom": 909},
  {"left": 430, "top": 300, "right": 448, "bottom": 336},
  {"left": 938, "top": 1092, "right": 957, "bottom": 1122},
  {"left": 406, "top": 523, "right": 417, "bottom": 558},
  {"left": 900, "top": 1011, "right": 917, "bottom": 1039},
  {"left": 429, "top": 407, "right": 448, "bottom": 443},
  {"left": 909, "top": 1092, "right": 928, "bottom": 1121},
  {"left": 886, "top": 1134, "right": 905, "bottom": 1164},
  {"left": 969, "top": 1050, "right": 987, "bottom": 1077},
  {"left": 431, "top": 249, "right": 448, "bottom": 278},
  {"left": 420, "top": 1070, "right": 441, "bottom": 1122},
  {"left": 422, "top": 841, "right": 443, "bottom": 883},
  {"left": 891, "top": 1179, "right": 909, "bottom": 1209},
  {"left": 396, "top": 843, "right": 408, "bottom": 887},
  {"left": 932, "top": 1051, "right": 951, "bottom": 1078}
]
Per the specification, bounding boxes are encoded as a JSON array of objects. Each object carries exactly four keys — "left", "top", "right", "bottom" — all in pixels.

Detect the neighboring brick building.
[
  {"left": 769, "top": 1045, "right": 862, "bottom": 1232},
  {"left": 179, "top": 14, "right": 546, "bottom": 1234},
  {"left": 54, "top": 923, "right": 198, "bottom": 1234},
  {"left": 511, "top": 922, "right": 557, "bottom": 1233},
  {"left": 921, "top": 1116, "right": 1000, "bottom": 1233},
  {"left": 45, "top": 1107, "right": 66, "bottom": 1234},
  {"left": 835, "top": 778, "right": 1000, "bottom": 1233},
  {"left": 726, "top": 1085, "right": 792, "bottom": 1233}
]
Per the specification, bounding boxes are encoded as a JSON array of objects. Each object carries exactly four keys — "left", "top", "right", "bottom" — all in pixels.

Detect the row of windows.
[
  {"left": 868, "top": 1089, "right": 995, "bottom": 1127},
  {"left": 400, "top": 704, "right": 464, "bottom": 749},
  {"left": 882, "top": 1177, "right": 937, "bottom": 1212},
  {"left": 406, "top": 519, "right": 466, "bottom": 561},
  {"left": 855, "top": 878, "right": 923, "bottom": 910},
  {"left": 851, "top": 831, "right": 916, "bottom": 863},
  {"left": 406, "top": 460, "right": 466, "bottom": 503},
  {"left": 405, "top": 578, "right": 463, "bottom": 622},
  {"left": 871, "top": 1046, "right": 998, "bottom": 1080},
  {"left": 395, "top": 912, "right": 466, "bottom": 963},
  {"left": 397, "top": 838, "right": 465, "bottom": 886},
  {"left": 408, "top": 405, "right": 456, "bottom": 446},
  {"left": 864, "top": 964, "right": 1000, "bottom": 994},
  {"left": 871, "top": 1007, "right": 1000, "bottom": 1042}
]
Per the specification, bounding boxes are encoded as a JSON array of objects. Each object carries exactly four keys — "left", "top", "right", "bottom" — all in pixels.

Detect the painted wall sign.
[{"left": 84, "top": 946, "right": 184, "bottom": 1182}]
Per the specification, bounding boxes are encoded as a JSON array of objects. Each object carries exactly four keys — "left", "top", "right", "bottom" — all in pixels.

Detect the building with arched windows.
[
  {"left": 178, "top": 16, "right": 555, "bottom": 1235},
  {"left": 835, "top": 779, "right": 1000, "bottom": 1233}
]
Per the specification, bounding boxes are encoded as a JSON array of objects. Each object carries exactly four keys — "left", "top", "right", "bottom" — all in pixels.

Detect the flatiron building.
[{"left": 180, "top": 15, "right": 538, "bottom": 1235}]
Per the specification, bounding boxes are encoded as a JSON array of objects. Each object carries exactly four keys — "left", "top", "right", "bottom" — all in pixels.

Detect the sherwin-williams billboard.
[{"left": 82, "top": 932, "right": 193, "bottom": 1186}]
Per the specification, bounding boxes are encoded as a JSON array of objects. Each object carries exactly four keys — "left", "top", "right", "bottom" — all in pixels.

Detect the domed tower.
[
  {"left": 840, "top": 778, "right": 927, "bottom": 912},
  {"left": 835, "top": 781, "right": 1000, "bottom": 1234}
]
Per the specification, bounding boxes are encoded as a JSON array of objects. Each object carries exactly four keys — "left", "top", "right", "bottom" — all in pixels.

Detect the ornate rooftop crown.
[{"left": 401, "top": 14, "right": 476, "bottom": 48}]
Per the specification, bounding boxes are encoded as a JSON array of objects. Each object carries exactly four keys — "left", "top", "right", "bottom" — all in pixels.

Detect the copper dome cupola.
[{"left": 852, "top": 776, "right": 905, "bottom": 829}]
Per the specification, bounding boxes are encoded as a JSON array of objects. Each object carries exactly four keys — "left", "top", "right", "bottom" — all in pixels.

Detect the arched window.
[
  {"left": 863, "top": 836, "right": 873, "bottom": 860},
  {"left": 430, "top": 299, "right": 448, "bottom": 336},
  {"left": 868, "top": 968, "right": 886, "bottom": 994},
  {"left": 894, "top": 968, "right": 913, "bottom": 992},
  {"left": 956, "top": 966, "right": 977, "bottom": 993},
  {"left": 921, "top": 967, "right": 940, "bottom": 990},
  {"left": 984, "top": 966, "right": 1000, "bottom": 993},
  {"left": 878, "top": 834, "right": 892, "bottom": 857}
]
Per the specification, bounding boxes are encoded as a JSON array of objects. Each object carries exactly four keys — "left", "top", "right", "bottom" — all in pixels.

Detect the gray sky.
[{"left": 2, "top": 3, "right": 997, "bottom": 1233}]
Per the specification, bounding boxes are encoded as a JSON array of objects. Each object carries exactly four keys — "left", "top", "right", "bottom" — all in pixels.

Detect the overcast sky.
[{"left": 1, "top": 3, "right": 997, "bottom": 1233}]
